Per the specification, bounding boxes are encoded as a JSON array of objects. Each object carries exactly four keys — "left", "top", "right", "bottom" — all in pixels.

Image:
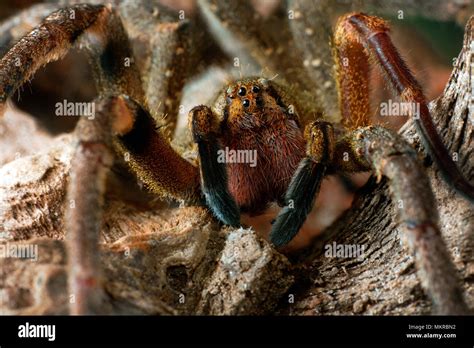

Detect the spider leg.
[
  {"left": 333, "top": 13, "right": 474, "bottom": 201},
  {"left": 0, "top": 3, "right": 59, "bottom": 56},
  {"left": 115, "top": 97, "right": 201, "bottom": 202},
  {"left": 67, "top": 97, "right": 116, "bottom": 315},
  {"left": 0, "top": 4, "right": 143, "bottom": 115},
  {"left": 332, "top": 126, "right": 469, "bottom": 315},
  {"left": 333, "top": 14, "right": 370, "bottom": 129},
  {"left": 270, "top": 121, "right": 334, "bottom": 247},
  {"left": 189, "top": 105, "right": 240, "bottom": 227},
  {"left": 145, "top": 21, "right": 192, "bottom": 140}
]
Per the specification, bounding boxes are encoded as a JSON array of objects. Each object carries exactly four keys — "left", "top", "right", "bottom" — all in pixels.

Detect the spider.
[{"left": 0, "top": 1, "right": 472, "bottom": 315}]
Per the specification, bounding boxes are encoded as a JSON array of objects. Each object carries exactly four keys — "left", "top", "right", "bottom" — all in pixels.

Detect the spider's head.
[
  {"left": 225, "top": 78, "right": 267, "bottom": 115},
  {"left": 214, "top": 77, "right": 292, "bottom": 130}
]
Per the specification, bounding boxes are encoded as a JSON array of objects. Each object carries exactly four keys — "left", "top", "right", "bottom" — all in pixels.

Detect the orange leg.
[{"left": 333, "top": 13, "right": 474, "bottom": 201}]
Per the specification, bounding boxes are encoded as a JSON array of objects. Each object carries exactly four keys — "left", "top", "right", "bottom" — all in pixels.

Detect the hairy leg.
[
  {"left": 189, "top": 105, "right": 240, "bottom": 226},
  {"left": 67, "top": 98, "right": 115, "bottom": 315},
  {"left": 0, "top": 3, "right": 59, "bottom": 56},
  {"left": 0, "top": 4, "right": 143, "bottom": 115},
  {"left": 270, "top": 121, "right": 334, "bottom": 247},
  {"left": 332, "top": 125, "right": 469, "bottom": 315},
  {"left": 333, "top": 14, "right": 370, "bottom": 129},
  {"left": 333, "top": 12, "right": 474, "bottom": 201},
  {"left": 115, "top": 96, "right": 201, "bottom": 202}
]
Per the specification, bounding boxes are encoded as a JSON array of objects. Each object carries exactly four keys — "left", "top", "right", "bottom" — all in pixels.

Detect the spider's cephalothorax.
[
  {"left": 0, "top": 2, "right": 471, "bottom": 315},
  {"left": 218, "top": 78, "right": 306, "bottom": 214}
]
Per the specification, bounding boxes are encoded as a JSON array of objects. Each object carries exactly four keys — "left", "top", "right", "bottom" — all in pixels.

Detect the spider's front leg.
[
  {"left": 270, "top": 121, "right": 334, "bottom": 247},
  {"left": 333, "top": 126, "right": 469, "bottom": 315},
  {"left": 189, "top": 105, "right": 240, "bottom": 227}
]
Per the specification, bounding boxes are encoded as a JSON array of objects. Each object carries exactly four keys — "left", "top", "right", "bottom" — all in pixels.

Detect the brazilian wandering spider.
[{"left": 0, "top": 0, "right": 472, "bottom": 315}]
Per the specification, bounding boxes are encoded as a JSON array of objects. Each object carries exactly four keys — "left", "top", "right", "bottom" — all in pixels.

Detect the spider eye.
[
  {"left": 238, "top": 87, "right": 247, "bottom": 96},
  {"left": 242, "top": 99, "right": 250, "bottom": 108},
  {"left": 251, "top": 85, "right": 260, "bottom": 93}
]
